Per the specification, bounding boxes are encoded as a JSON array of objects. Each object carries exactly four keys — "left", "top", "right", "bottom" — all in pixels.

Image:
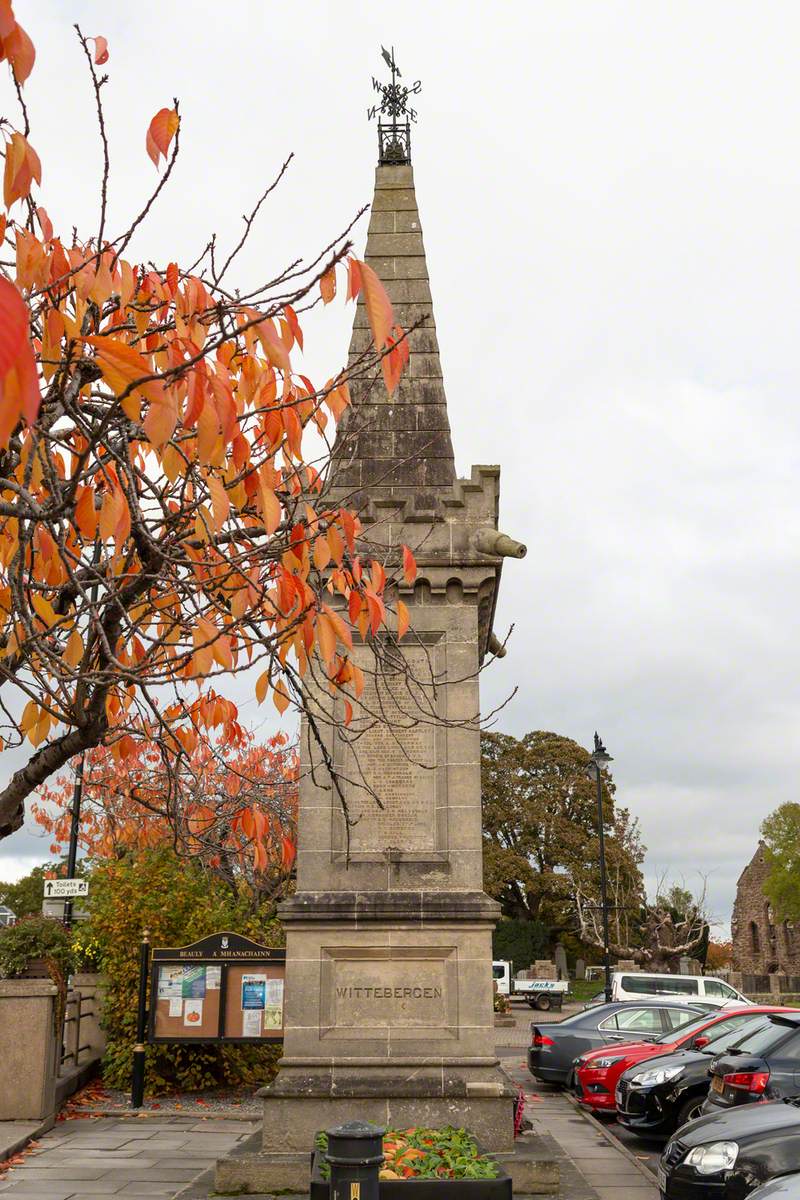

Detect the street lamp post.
[
  {"left": 62, "top": 538, "right": 101, "bottom": 929},
  {"left": 587, "top": 732, "right": 613, "bottom": 1004}
]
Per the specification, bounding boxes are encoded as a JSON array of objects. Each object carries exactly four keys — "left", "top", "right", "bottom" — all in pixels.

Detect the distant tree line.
[{"left": 481, "top": 730, "right": 709, "bottom": 971}]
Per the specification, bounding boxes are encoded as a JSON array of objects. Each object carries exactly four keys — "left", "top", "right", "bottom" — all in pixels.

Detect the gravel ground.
[{"left": 63, "top": 1080, "right": 262, "bottom": 1118}]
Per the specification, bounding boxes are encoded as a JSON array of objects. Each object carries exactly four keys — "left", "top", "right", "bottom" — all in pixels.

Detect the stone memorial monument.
[{"left": 217, "top": 50, "right": 532, "bottom": 1194}]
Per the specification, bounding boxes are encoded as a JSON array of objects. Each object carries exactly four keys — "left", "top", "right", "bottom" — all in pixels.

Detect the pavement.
[
  {"left": 0, "top": 1002, "right": 658, "bottom": 1199},
  {"left": 504, "top": 1062, "right": 657, "bottom": 1200},
  {"left": 0, "top": 1116, "right": 257, "bottom": 1199}
]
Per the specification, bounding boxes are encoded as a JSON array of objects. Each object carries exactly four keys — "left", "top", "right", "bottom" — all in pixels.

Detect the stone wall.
[
  {"left": 731, "top": 843, "right": 800, "bottom": 975},
  {"left": 0, "top": 980, "right": 60, "bottom": 1121}
]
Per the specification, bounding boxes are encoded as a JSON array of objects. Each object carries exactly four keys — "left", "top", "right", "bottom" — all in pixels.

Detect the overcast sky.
[{"left": 3, "top": 0, "right": 800, "bottom": 938}]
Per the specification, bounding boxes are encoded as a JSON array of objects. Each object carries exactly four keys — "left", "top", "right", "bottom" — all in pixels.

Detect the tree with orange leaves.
[
  {"left": 0, "top": 9, "right": 415, "bottom": 839},
  {"left": 34, "top": 730, "right": 298, "bottom": 903}
]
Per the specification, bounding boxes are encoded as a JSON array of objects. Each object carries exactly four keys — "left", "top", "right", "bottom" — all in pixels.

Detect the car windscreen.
[
  {"left": 695, "top": 1013, "right": 769, "bottom": 1049},
  {"left": 723, "top": 1017, "right": 796, "bottom": 1056},
  {"left": 655, "top": 1013, "right": 714, "bottom": 1043}
]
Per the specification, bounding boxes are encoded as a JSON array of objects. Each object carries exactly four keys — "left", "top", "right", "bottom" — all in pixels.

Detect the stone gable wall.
[{"left": 732, "top": 844, "right": 800, "bottom": 974}]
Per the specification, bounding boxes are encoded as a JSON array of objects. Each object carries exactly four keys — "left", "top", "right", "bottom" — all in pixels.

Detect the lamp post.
[
  {"left": 587, "top": 732, "right": 613, "bottom": 1003},
  {"left": 63, "top": 536, "right": 101, "bottom": 929}
]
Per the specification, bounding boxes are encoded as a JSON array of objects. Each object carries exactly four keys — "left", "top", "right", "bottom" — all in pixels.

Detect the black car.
[
  {"left": 528, "top": 1000, "right": 708, "bottom": 1085},
  {"left": 704, "top": 1014, "right": 800, "bottom": 1115},
  {"left": 660, "top": 1097, "right": 800, "bottom": 1200},
  {"left": 616, "top": 1011, "right": 772, "bottom": 1137}
]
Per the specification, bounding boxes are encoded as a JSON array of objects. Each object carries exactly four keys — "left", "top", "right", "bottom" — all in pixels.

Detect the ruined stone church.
[{"left": 731, "top": 842, "right": 800, "bottom": 975}]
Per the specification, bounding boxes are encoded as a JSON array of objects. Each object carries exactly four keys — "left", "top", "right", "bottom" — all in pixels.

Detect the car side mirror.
[{"left": 693, "top": 1036, "right": 710, "bottom": 1049}]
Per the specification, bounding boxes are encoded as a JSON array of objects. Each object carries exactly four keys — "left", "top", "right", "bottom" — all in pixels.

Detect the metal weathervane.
[{"left": 368, "top": 45, "right": 421, "bottom": 165}]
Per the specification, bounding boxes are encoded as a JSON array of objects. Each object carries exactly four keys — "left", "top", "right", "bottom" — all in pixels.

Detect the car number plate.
[
  {"left": 657, "top": 1165, "right": 667, "bottom": 1194},
  {"left": 711, "top": 1074, "right": 724, "bottom": 1095}
]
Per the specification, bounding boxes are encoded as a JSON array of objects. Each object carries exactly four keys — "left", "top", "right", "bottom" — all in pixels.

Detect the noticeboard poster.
[
  {"left": 152, "top": 963, "right": 220, "bottom": 1039},
  {"left": 149, "top": 932, "right": 285, "bottom": 1044}
]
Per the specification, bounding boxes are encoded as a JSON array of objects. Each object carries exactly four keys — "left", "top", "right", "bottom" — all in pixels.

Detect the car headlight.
[
  {"left": 684, "top": 1142, "right": 739, "bottom": 1176},
  {"left": 630, "top": 1065, "right": 684, "bottom": 1087},
  {"left": 592, "top": 1056, "right": 626, "bottom": 1069}
]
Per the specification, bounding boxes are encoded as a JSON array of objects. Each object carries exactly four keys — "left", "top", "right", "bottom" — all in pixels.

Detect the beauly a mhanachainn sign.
[{"left": 149, "top": 932, "right": 285, "bottom": 1044}]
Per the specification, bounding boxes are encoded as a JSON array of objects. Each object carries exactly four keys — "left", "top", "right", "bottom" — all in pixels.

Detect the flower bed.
[{"left": 311, "top": 1126, "right": 511, "bottom": 1199}]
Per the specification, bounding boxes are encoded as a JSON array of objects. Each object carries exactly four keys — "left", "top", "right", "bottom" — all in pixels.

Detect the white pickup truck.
[{"left": 492, "top": 960, "right": 570, "bottom": 1011}]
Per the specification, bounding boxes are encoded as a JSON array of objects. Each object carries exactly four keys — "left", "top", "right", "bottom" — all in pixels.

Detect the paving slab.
[{"left": 0, "top": 1124, "right": 52, "bottom": 1166}]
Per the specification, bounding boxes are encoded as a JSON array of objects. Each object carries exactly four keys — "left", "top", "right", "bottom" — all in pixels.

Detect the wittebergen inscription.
[
  {"left": 334, "top": 985, "right": 443, "bottom": 1000},
  {"left": 319, "top": 945, "right": 458, "bottom": 1039}
]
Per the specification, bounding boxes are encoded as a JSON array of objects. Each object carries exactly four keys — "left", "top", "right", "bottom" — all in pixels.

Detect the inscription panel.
[
  {"left": 332, "top": 635, "right": 446, "bottom": 860},
  {"left": 319, "top": 945, "right": 458, "bottom": 1039}
]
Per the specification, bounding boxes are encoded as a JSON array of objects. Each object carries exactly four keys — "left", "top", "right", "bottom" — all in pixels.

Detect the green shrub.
[
  {"left": 86, "top": 847, "right": 284, "bottom": 1096},
  {"left": 71, "top": 925, "right": 105, "bottom": 972},
  {"left": 0, "top": 913, "right": 74, "bottom": 980}
]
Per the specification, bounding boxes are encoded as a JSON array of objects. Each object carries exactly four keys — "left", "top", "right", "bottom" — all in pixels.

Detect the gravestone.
[
  {"left": 218, "top": 65, "right": 528, "bottom": 1196},
  {"left": 575, "top": 957, "right": 586, "bottom": 981},
  {"left": 554, "top": 944, "right": 568, "bottom": 979}
]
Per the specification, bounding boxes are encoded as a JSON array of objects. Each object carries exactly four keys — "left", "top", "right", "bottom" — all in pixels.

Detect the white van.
[{"left": 610, "top": 971, "right": 751, "bottom": 1009}]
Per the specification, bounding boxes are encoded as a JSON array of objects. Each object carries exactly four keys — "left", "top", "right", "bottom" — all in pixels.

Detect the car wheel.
[
  {"left": 535, "top": 995, "right": 553, "bottom": 1011},
  {"left": 675, "top": 1095, "right": 705, "bottom": 1129}
]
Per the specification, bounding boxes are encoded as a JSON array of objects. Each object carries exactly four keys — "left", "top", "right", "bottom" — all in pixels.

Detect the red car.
[{"left": 573, "top": 1006, "right": 795, "bottom": 1115}]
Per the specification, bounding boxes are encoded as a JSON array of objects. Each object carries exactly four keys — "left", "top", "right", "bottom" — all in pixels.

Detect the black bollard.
[
  {"left": 130, "top": 929, "right": 151, "bottom": 1109},
  {"left": 326, "top": 1121, "right": 385, "bottom": 1200}
]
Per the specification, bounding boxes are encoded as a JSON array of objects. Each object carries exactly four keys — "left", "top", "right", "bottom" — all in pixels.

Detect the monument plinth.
[{"left": 217, "top": 53, "right": 537, "bottom": 1196}]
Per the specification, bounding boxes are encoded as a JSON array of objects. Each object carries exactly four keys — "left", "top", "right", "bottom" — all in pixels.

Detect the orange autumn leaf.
[
  {"left": 280, "top": 834, "right": 296, "bottom": 871},
  {"left": 272, "top": 680, "right": 290, "bottom": 715},
  {"left": 146, "top": 106, "right": 179, "bottom": 168},
  {"left": 402, "top": 544, "right": 417, "bottom": 585},
  {"left": 91, "top": 35, "right": 109, "bottom": 65},
  {"left": 3, "top": 17, "right": 35, "bottom": 85},
  {"left": 3, "top": 131, "right": 41, "bottom": 209},
  {"left": 74, "top": 487, "right": 98, "bottom": 539},
  {"left": 0, "top": 275, "right": 40, "bottom": 447},
  {"left": 397, "top": 599, "right": 410, "bottom": 640},
  {"left": 355, "top": 258, "right": 393, "bottom": 349},
  {"left": 346, "top": 257, "right": 362, "bottom": 302},
  {"left": 0, "top": 272, "right": 28, "bottom": 379},
  {"left": 84, "top": 335, "right": 176, "bottom": 446},
  {"left": 320, "top": 265, "right": 336, "bottom": 304},
  {"left": 255, "top": 668, "right": 270, "bottom": 705}
]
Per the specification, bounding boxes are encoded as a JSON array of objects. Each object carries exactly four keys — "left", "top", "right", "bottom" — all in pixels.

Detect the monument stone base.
[
  {"left": 258, "top": 1063, "right": 517, "bottom": 1152},
  {"left": 215, "top": 1111, "right": 560, "bottom": 1196}
]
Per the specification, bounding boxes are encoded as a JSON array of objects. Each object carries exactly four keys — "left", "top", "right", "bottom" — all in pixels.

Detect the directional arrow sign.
[{"left": 43, "top": 879, "right": 89, "bottom": 899}]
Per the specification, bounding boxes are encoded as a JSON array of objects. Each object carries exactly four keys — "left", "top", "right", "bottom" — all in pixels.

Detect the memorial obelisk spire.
[
  {"left": 333, "top": 47, "right": 456, "bottom": 510},
  {"left": 218, "top": 50, "right": 535, "bottom": 1195}
]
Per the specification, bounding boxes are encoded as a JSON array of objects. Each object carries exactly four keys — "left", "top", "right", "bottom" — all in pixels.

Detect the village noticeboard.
[{"left": 148, "top": 932, "right": 285, "bottom": 1045}]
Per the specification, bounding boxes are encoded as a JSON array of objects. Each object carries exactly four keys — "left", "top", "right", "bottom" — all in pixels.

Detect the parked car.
[
  {"left": 575, "top": 1006, "right": 791, "bottom": 1116},
  {"left": 608, "top": 971, "right": 752, "bottom": 1009},
  {"left": 528, "top": 1000, "right": 709, "bottom": 1085},
  {"left": 749, "top": 1176, "right": 800, "bottom": 1200},
  {"left": 659, "top": 1097, "right": 800, "bottom": 1200},
  {"left": 703, "top": 1013, "right": 800, "bottom": 1115},
  {"left": 616, "top": 1011, "right": 782, "bottom": 1137}
]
